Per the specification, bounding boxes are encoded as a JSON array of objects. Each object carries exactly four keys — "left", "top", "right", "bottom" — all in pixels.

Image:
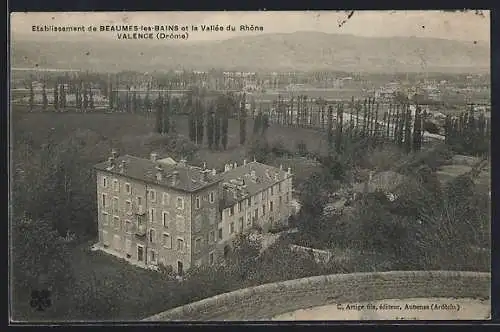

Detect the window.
[
  {"left": 177, "top": 261, "right": 184, "bottom": 276},
  {"left": 238, "top": 216, "right": 244, "bottom": 231},
  {"left": 102, "top": 176, "right": 107, "bottom": 188},
  {"left": 270, "top": 201, "right": 274, "bottom": 212},
  {"left": 195, "top": 238, "right": 202, "bottom": 253},
  {"left": 137, "top": 245, "right": 144, "bottom": 262},
  {"left": 177, "top": 197, "right": 184, "bottom": 210},
  {"left": 229, "top": 222, "right": 234, "bottom": 234},
  {"left": 248, "top": 197, "right": 252, "bottom": 207},
  {"left": 125, "top": 239, "right": 132, "bottom": 258},
  {"left": 279, "top": 196, "right": 282, "bottom": 206},
  {"left": 279, "top": 182, "right": 282, "bottom": 192},
  {"left": 254, "top": 208, "right": 258, "bottom": 220},
  {"left": 162, "top": 211, "right": 169, "bottom": 228},
  {"left": 162, "top": 193, "right": 169, "bottom": 205},
  {"left": 261, "top": 192, "right": 265, "bottom": 201},
  {"left": 271, "top": 186, "right": 274, "bottom": 196},
  {"left": 101, "top": 212, "right": 109, "bottom": 226},
  {"left": 149, "top": 189, "right": 156, "bottom": 202},
  {"left": 162, "top": 233, "right": 172, "bottom": 248},
  {"left": 209, "top": 192, "right": 215, "bottom": 203},
  {"left": 194, "top": 215, "right": 202, "bottom": 232},
  {"left": 113, "top": 234, "right": 121, "bottom": 251},
  {"left": 150, "top": 250, "right": 157, "bottom": 264},
  {"left": 238, "top": 202, "right": 242, "bottom": 213},
  {"left": 286, "top": 193, "right": 290, "bottom": 203},
  {"left": 208, "top": 208, "right": 216, "bottom": 225},
  {"left": 137, "top": 196, "right": 142, "bottom": 206},
  {"left": 209, "top": 230, "right": 215, "bottom": 243},
  {"left": 113, "top": 216, "right": 120, "bottom": 230},
  {"left": 125, "top": 220, "right": 132, "bottom": 233},
  {"left": 177, "top": 238, "right": 184, "bottom": 252},
  {"left": 102, "top": 230, "right": 109, "bottom": 246},
  {"left": 149, "top": 208, "right": 155, "bottom": 223},
  {"left": 125, "top": 183, "right": 131, "bottom": 195},
  {"left": 218, "top": 228, "right": 223, "bottom": 240},
  {"left": 102, "top": 194, "right": 107, "bottom": 209},
  {"left": 262, "top": 204, "right": 266, "bottom": 216},
  {"left": 126, "top": 200, "right": 132, "bottom": 214},
  {"left": 195, "top": 197, "right": 201, "bottom": 209},
  {"left": 137, "top": 215, "right": 145, "bottom": 230},
  {"left": 113, "top": 179, "right": 119, "bottom": 192},
  {"left": 229, "top": 206, "right": 234, "bottom": 216},
  {"left": 209, "top": 251, "right": 214, "bottom": 265},
  {"left": 149, "top": 229, "right": 156, "bottom": 243},
  {"left": 176, "top": 215, "right": 185, "bottom": 232},
  {"left": 112, "top": 197, "right": 119, "bottom": 213}
]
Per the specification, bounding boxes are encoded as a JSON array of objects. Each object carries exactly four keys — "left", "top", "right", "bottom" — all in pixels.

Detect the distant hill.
[{"left": 10, "top": 31, "right": 490, "bottom": 73}]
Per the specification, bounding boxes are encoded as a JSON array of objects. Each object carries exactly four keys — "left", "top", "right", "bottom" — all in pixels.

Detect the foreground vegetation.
[{"left": 11, "top": 103, "right": 490, "bottom": 321}]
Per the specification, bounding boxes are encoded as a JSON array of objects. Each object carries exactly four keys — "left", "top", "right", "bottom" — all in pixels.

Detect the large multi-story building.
[{"left": 94, "top": 151, "right": 293, "bottom": 275}]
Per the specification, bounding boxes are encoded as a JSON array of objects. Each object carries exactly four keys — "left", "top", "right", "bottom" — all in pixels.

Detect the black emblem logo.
[{"left": 30, "top": 289, "right": 52, "bottom": 311}]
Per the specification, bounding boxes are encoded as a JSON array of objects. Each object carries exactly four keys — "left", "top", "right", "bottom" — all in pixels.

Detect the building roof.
[
  {"left": 158, "top": 157, "right": 177, "bottom": 166},
  {"left": 94, "top": 154, "right": 221, "bottom": 193},
  {"left": 217, "top": 161, "right": 291, "bottom": 209}
]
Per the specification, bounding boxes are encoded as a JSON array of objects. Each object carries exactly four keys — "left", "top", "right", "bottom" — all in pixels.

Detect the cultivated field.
[{"left": 11, "top": 107, "right": 329, "bottom": 168}]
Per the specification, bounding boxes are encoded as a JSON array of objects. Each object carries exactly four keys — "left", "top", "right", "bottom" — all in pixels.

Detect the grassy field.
[
  {"left": 12, "top": 241, "right": 186, "bottom": 321},
  {"left": 12, "top": 108, "right": 329, "bottom": 168}
]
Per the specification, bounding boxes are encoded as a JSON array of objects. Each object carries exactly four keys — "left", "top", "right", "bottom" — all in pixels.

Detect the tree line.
[
  {"left": 444, "top": 108, "right": 490, "bottom": 157},
  {"left": 28, "top": 80, "right": 97, "bottom": 112}
]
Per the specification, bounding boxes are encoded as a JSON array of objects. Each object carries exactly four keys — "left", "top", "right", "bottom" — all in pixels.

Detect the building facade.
[{"left": 94, "top": 151, "right": 293, "bottom": 275}]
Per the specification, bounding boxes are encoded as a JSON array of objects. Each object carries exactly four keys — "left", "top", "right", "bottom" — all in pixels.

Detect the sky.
[{"left": 10, "top": 10, "right": 490, "bottom": 43}]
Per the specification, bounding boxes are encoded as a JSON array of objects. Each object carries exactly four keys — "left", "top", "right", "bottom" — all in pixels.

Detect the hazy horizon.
[{"left": 10, "top": 11, "right": 490, "bottom": 44}]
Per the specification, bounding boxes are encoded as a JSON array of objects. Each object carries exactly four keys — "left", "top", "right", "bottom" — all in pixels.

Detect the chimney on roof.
[
  {"left": 280, "top": 164, "right": 283, "bottom": 171},
  {"left": 172, "top": 170, "right": 179, "bottom": 186},
  {"left": 179, "top": 159, "right": 187, "bottom": 167},
  {"left": 107, "top": 156, "right": 116, "bottom": 169},
  {"left": 203, "top": 162, "right": 207, "bottom": 170},
  {"left": 111, "top": 149, "right": 118, "bottom": 159},
  {"left": 287, "top": 167, "right": 291, "bottom": 175},
  {"left": 156, "top": 165, "right": 164, "bottom": 181},
  {"left": 119, "top": 160, "right": 126, "bottom": 173},
  {"left": 150, "top": 152, "right": 158, "bottom": 162},
  {"left": 224, "top": 164, "right": 230, "bottom": 172},
  {"left": 202, "top": 169, "right": 210, "bottom": 182},
  {"left": 243, "top": 159, "right": 247, "bottom": 166},
  {"left": 234, "top": 162, "right": 237, "bottom": 169}
]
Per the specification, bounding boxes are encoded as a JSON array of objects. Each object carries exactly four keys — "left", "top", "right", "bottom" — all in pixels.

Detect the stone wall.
[
  {"left": 143, "top": 271, "right": 490, "bottom": 321},
  {"left": 289, "top": 244, "right": 332, "bottom": 264}
]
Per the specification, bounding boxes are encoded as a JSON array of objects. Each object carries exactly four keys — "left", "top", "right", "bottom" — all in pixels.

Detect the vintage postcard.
[{"left": 9, "top": 10, "right": 491, "bottom": 322}]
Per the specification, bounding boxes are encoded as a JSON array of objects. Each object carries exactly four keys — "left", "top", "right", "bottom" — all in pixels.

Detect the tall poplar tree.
[
  {"left": 53, "top": 83, "right": 59, "bottom": 111},
  {"left": 196, "top": 98, "right": 205, "bottom": 145},
  {"left": 42, "top": 83, "right": 48, "bottom": 110},
  {"left": 221, "top": 98, "right": 229, "bottom": 150},
  {"left": 28, "top": 81, "right": 34, "bottom": 111},
  {"left": 404, "top": 104, "right": 413, "bottom": 153},
  {"left": 240, "top": 93, "right": 247, "bottom": 145},
  {"left": 163, "top": 93, "right": 171, "bottom": 134},
  {"left": 327, "top": 105, "right": 334, "bottom": 146},
  {"left": 89, "top": 87, "right": 95, "bottom": 111},
  {"left": 156, "top": 93, "right": 163, "bottom": 134},
  {"left": 207, "top": 104, "right": 215, "bottom": 149}
]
